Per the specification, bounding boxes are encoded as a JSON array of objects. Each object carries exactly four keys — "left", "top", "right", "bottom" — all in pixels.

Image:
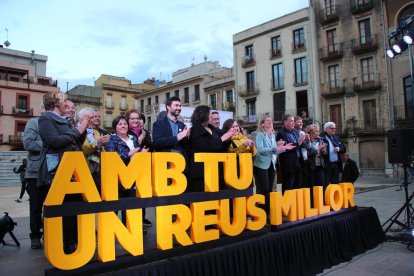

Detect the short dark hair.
[
  {"left": 140, "top": 113, "right": 146, "bottom": 124},
  {"left": 211, "top": 111, "right": 219, "bottom": 116},
  {"left": 112, "top": 115, "right": 128, "bottom": 130},
  {"left": 281, "top": 114, "right": 292, "bottom": 123},
  {"left": 166, "top": 96, "right": 181, "bottom": 108},
  {"left": 294, "top": 116, "right": 303, "bottom": 122}
]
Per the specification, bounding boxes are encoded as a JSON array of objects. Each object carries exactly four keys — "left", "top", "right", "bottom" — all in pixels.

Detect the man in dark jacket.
[
  {"left": 341, "top": 153, "right": 360, "bottom": 183},
  {"left": 321, "top": 122, "right": 346, "bottom": 184},
  {"left": 152, "top": 96, "right": 190, "bottom": 165}
]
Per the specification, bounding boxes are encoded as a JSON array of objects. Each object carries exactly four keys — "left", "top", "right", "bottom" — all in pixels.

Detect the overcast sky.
[{"left": 1, "top": 0, "right": 308, "bottom": 91}]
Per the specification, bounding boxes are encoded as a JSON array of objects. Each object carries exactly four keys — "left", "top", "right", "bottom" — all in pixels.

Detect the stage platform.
[{"left": 45, "top": 206, "right": 384, "bottom": 276}]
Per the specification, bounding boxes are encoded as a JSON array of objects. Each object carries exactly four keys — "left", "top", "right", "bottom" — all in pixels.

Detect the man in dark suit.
[
  {"left": 341, "top": 153, "right": 360, "bottom": 183},
  {"left": 276, "top": 114, "right": 306, "bottom": 193},
  {"left": 322, "top": 122, "right": 346, "bottom": 184},
  {"left": 152, "top": 96, "right": 190, "bottom": 170}
]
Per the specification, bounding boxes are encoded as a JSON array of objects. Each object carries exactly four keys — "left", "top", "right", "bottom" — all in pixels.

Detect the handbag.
[{"left": 46, "top": 153, "right": 61, "bottom": 173}]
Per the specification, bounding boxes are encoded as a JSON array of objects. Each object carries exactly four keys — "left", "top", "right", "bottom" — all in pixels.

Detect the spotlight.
[
  {"left": 403, "top": 30, "right": 414, "bottom": 45},
  {"left": 386, "top": 49, "right": 395, "bottom": 58},
  {"left": 392, "top": 40, "right": 408, "bottom": 54},
  {"left": 412, "top": 228, "right": 414, "bottom": 237}
]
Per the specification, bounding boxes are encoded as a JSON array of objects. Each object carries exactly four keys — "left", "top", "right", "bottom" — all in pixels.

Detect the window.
[
  {"left": 194, "top": 84, "right": 200, "bottom": 101},
  {"left": 104, "top": 113, "right": 113, "bottom": 128},
  {"left": 403, "top": 76, "right": 414, "bottom": 118},
  {"left": 272, "top": 63, "right": 284, "bottom": 89},
  {"left": 120, "top": 96, "right": 127, "bottom": 110},
  {"left": 147, "top": 116, "right": 152, "bottom": 131},
  {"left": 328, "top": 65, "right": 341, "bottom": 89},
  {"left": 184, "top": 87, "right": 189, "bottom": 103},
  {"left": 17, "top": 94, "right": 28, "bottom": 110},
  {"left": 106, "top": 94, "right": 113, "bottom": 108},
  {"left": 358, "top": 18, "right": 371, "bottom": 45},
  {"left": 362, "top": 99, "right": 377, "bottom": 130},
  {"left": 361, "top": 57, "right": 374, "bottom": 82},
  {"left": 294, "top": 57, "right": 307, "bottom": 85},
  {"left": 329, "top": 104, "right": 342, "bottom": 133},
  {"left": 166, "top": 92, "right": 170, "bottom": 102},
  {"left": 155, "top": 95, "right": 159, "bottom": 104},
  {"left": 293, "top": 28, "right": 305, "bottom": 49},
  {"left": 326, "top": 29, "right": 337, "bottom": 53},
  {"left": 271, "top": 35, "right": 282, "bottom": 57},
  {"left": 224, "top": 89, "right": 234, "bottom": 111},
  {"left": 134, "top": 99, "right": 139, "bottom": 109},
  {"left": 140, "top": 100, "right": 144, "bottom": 113},
  {"left": 209, "top": 94, "right": 217, "bottom": 110},
  {"left": 245, "top": 44, "right": 254, "bottom": 57},
  {"left": 16, "top": 122, "right": 26, "bottom": 136},
  {"left": 296, "top": 90, "right": 308, "bottom": 118},
  {"left": 225, "top": 89, "right": 234, "bottom": 103},
  {"left": 174, "top": 90, "right": 179, "bottom": 97},
  {"left": 245, "top": 98, "right": 256, "bottom": 123},
  {"left": 246, "top": 71, "right": 255, "bottom": 92},
  {"left": 324, "top": 0, "right": 336, "bottom": 16},
  {"left": 273, "top": 92, "right": 285, "bottom": 121},
  {"left": 147, "top": 97, "right": 151, "bottom": 105}
]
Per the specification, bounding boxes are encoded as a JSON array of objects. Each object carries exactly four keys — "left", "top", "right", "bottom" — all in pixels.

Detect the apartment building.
[
  {"left": 383, "top": 1, "right": 414, "bottom": 130},
  {"left": 311, "top": 0, "right": 388, "bottom": 175},
  {"left": 233, "top": 8, "right": 320, "bottom": 130},
  {"left": 0, "top": 47, "right": 59, "bottom": 150},
  {"left": 136, "top": 60, "right": 234, "bottom": 130}
]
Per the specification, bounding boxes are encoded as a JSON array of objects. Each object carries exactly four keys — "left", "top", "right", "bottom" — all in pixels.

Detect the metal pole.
[{"left": 408, "top": 45, "right": 414, "bottom": 117}]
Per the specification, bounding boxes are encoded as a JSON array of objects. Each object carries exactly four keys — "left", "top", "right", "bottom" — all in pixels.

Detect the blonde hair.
[
  {"left": 43, "top": 91, "right": 66, "bottom": 111},
  {"left": 256, "top": 115, "right": 274, "bottom": 133}
]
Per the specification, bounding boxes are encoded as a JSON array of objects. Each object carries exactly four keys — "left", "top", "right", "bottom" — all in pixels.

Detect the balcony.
[
  {"left": 319, "top": 43, "right": 343, "bottom": 62},
  {"left": 12, "top": 107, "right": 33, "bottom": 116},
  {"left": 241, "top": 54, "right": 256, "bottom": 68},
  {"left": 105, "top": 102, "right": 114, "bottom": 109},
  {"left": 119, "top": 103, "right": 128, "bottom": 111},
  {"left": 351, "top": 0, "right": 373, "bottom": 15},
  {"left": 223, "top": 102, "right": 235, "bottom": 112},
  {"left": 145, "top": 104, "right": 152, "bottom": 114},
  {"left": 269, "top": 48, "right": 282, "bottom": 59},
  {"left": 320, "top": 81, "right": 346, "bottom": 98},
  {"left": 292, "top": 41, "right": 306, "bottom": 54},
  {"left": 353, "top": 74, "right": 381, "bottom": 92},
  {"left": 237, "top": 83, "right": 260, "bottom": 97},
  {"left": 319, "top": 5, "right": 339, "bottom": 25},
  {"left": 351, "top": 34, "right": 378, "bottom": 54},
  {"left": 153, "top": 103, "right": 160, "bottom": 113},
  {"left": 9, "top": 134, "right": 23, "bottom": 144},
  {"left": 353, "top": 118, "right": 386, "bottom": 134},
  {"left": 394, "top": 105, "right": 414, "bottom": 129},
  {"left": 192, "top": 94, "right": 201, "bottom": 103}
]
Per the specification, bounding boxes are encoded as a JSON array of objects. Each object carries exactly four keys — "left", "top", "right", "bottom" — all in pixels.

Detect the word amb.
[{"left": 44, "top": 152, "right": 354, "bottom": 270}]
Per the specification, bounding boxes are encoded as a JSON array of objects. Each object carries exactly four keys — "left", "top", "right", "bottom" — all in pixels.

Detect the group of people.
[{"left": 20, "top": 91, "right": 359, "bottom": 253}]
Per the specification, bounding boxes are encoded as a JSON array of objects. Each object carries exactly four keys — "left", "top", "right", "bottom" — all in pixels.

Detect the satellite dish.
[{"left": 3, "top": 40, "right": 10, "bottom": 47}]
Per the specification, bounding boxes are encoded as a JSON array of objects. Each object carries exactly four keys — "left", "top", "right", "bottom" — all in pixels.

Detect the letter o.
[{"left": 325, "top": 184, "right": 343, "bottom": 211}]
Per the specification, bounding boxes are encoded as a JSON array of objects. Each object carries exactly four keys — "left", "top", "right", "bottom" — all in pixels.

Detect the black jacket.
[{"left": 341, "top": 158, "right": 360, "bottom": 183}]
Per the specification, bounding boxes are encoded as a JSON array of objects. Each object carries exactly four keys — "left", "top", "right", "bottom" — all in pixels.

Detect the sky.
[{"left": 0, "top": 0, "right": 309, "bottom": 91}]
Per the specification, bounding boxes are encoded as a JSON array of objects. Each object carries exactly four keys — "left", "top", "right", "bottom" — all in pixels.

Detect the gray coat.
[
  {"left": 37, "top": 111, "right": 82, "bottom": 187},
  {"left": 23, "top": 117, "right": 43, "bottom": 179}
]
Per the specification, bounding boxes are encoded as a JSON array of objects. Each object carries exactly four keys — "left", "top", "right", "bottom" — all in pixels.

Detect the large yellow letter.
[
  {"left": 246, "top": 194, "right": 267, "bottom": 231},
  {"left": 325, "top": 184, "right": 343, "bottom": 211},
  {"left": 191, "top": 200, "right": 220, "bottom": 243},
  {"left": 101, "top": 152, "right": 152, "bottom": 200},
  {"left": 44, "top": 214, "right": 95, "bottom": 270},
  {"left": 340, "top": 183, "right": 355, "bottom": 208},
  {"left": 98, "top": 209, "right": 144, "bottom": 262},
  {"left": 223, "top": 153, "right": 253, "bottom": 190},
  {"left": 303, "top": 188, "right": 318, "bottom": 218},
  {"left": 156, "top": 204, "right": 193, "bottom": 250},
  {"left": 152, "top": 152, "right": 187, "bottom": 196},
  {"left": 313, "top": 186, "right": 330, "bottom": 214},
  {"left": 218, "top": 197, "right": 246, "bottom": 236},
  {"left": 269, "top": 190, "right": 297, "bottom": 225},
  {"left": 194, "top": 153, "right": 227, "bottom": 192},
  {"left": 44, "top": 152, "right": 101, "bottom": 205}
]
